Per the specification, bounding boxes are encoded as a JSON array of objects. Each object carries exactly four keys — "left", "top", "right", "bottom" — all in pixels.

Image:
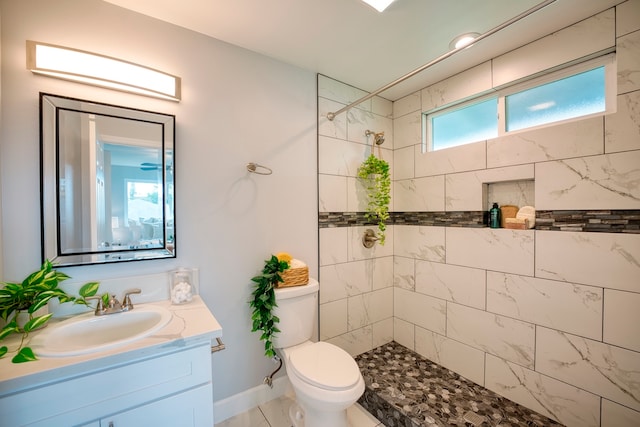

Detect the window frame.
[{"left": 423, "top": 53, "right": 616, "bottom": 153}]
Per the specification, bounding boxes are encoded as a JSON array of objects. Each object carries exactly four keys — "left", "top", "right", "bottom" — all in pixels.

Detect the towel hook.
[{"left": 246, "top": 162, "right": 272, "bottom": 175}]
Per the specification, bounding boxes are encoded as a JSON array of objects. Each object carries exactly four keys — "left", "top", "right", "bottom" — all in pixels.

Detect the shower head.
[{"left": 365, "top": 130, "right": 385, "bottom": 145}]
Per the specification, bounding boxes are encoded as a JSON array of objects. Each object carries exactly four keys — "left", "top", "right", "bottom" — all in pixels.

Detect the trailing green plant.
[
  {"left": 0, "top": 259, "right": 101, "bottom": 363},
  {"left": 357, "top": 154, "right": 391, "bottom": 244},
  {"left": 249, "top": 255, "right": 290, "bottom": 358}
]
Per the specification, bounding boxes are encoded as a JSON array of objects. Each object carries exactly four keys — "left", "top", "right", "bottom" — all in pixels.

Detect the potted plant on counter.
[{"left": 0, "top": 259, "right": 101, "bottom": 363}]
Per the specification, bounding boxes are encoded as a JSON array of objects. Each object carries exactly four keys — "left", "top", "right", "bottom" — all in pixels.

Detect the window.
[{"left": 424, "top": 55, "right": 615, "bottom": 152}]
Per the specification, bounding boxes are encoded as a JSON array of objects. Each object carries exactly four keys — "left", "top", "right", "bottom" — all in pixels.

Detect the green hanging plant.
[
  {"left": 249, "top": 255, "right": 290, "bottom": 358},
  {"left": 0, "top": 259, "right": 101, "bottom": 363},
  {"left": 357, "top": 154, "right": 391, "bottom": 244}
]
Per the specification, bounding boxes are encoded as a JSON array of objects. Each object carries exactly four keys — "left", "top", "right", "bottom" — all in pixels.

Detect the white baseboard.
[{"left": 213, "top": 376, "right": 292, "bottom": 423}]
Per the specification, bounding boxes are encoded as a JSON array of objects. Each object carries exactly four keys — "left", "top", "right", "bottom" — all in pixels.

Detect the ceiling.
[{"left": 103, "top": 0, "right": 623, "bottom": 101}]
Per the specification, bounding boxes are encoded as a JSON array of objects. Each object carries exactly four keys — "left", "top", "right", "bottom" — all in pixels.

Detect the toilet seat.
[{"left": 288, "top": 342, "right": 361, "bottom": 391}]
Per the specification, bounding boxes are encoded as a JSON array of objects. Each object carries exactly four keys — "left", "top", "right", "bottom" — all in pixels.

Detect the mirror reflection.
[{"left": 41, "top": 93, "right": 176, "bottom": 266}]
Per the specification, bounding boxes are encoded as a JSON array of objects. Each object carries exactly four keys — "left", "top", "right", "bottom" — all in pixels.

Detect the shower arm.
[{"left": 326, "top": 0, "right": 556, "bottom": 121}]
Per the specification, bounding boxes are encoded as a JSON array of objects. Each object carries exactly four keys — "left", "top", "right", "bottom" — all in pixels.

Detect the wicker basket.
[{"left": 277, "top": 264, "right": 309, "bottom": 288}]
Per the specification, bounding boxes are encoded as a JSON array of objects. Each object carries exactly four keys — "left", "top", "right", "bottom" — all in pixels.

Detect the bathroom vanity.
[{"left": 0, "top": 297, "right": 222, "bottom": 426}]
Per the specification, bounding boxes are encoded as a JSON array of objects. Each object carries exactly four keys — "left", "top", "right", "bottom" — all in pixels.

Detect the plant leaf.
[
  {"left": 79, "top": 282, "right": 100, "bottom": 297},
  {"left": 23, "top": 313, "right": 53, "bottom": 332},
  {"left": 12, "top": 347, "right": 38, "bottom": 363},
  {"left": 0, "top": 321, "right": 18, "bottom": 340},
  {"left": 0, "top": 346, "right": 7, "bottom": 358}
]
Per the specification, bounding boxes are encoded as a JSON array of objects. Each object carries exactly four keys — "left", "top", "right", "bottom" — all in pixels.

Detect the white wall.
[
  {"left": 0, "top": 0, "right": 318, "bottom": 405},
  {"left": 319, "top": 2, "right": 640, "bottom": 427}
]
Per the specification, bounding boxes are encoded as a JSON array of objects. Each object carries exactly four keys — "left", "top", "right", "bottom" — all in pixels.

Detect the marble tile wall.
[
  {"left": 318, "top": 74, "right": 395, "bottom": 356},
  {"left": 318, "top": 2, "right": 640, "bottom": 426},
  {"left": 386, "top": 3, "right": 640, "bottom": 426}
]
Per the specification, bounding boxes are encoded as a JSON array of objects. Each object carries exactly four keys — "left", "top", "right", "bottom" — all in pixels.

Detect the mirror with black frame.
[{"left": 40, "top": 93, "right": 176, "bottom": 266}]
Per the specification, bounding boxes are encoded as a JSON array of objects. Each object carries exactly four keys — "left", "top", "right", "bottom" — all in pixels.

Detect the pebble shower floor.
[{"left": 355, "top": 341, "right": 562, "bottom": 427}]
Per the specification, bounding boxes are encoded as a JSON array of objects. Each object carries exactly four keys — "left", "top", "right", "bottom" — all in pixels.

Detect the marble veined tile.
[
  {"left": 485, "top": 355, "right": 601, "bottom": 427},
  {"left": 318, "top": 74, "right": 370, "bottom": 109},
  {"left": 393, "top": 91, "right": 421, "bottom": 119},
  {"left": 445, "top": 164, "right": 533, "bottom": 211},
  {"left": 421, "top": 62, "right": 492, "bottom": 111},
  {"left": 617, "top": 30, "right": 640, "bottom": 94},
  {"left": 535, "top": 230, "right": 640, "bottom": 293},
  {"left": 372, "top": 318, "right": 393, "bottom": 349},
  {"left": 327, "top": 325, "right": 373, "bottom": 357},
  {"left": 415, "top": 327, "right": 485, "bottom": 386},
  {"left": 393, "top": 146, "right": 414, "bottom": 181},
  {"left": 393, "top": 111, "right": 421, "bottom": 150},
  {"left": 415, "top": 140, "right": 486, "bottom": 178},
  {"left": 393, "top": 317, "right": 415, "bottom": 350},
  {"left": 446, "top": 228, "right": 534, "bottom": 276},
  {"left": 536, "top": 327, "right": 640, "bottom": 412},
  {"left": 348, "top": 287, "right": 393, "bottom": 330},
  {"left": 393, "top": 256, "right": 415, "bottom": 291},
  {"left": 603, "top": 289, "right": 640, "bottom": 352},
  {"left": 602, "top": 399, "right": 640, "bottom": 427},
  {"left": 393, "top": 176, "right": 445, "bottom": 212},
  {"left": 348, "top": 225, "right": 394, "bottom": 261},
  {"left": 319, "top": 226, "right": 348, "bottom": 266},
  {"left": 487, "top": 117, "right": 604, "bottom": 168},
  {"left": 347, "top": 108, "right": 393, "bottom": 147},
  {"left": 320, "top": 299, "right": 347, "bottom": 340},
  {"left": 318, "top": 97, "right": 347, "bottom": 139},
  {"left": 319, "top": 257, "right": 392, "bottom": 304},
  {"left": 493, "top": 10, "right": 614, "bottom": 87},
  {"left": 616, "top": 0, "right": 640, "bottom": 37},
  {"left": 318, "top": 174, "right": 347, "bottom": 213},
  {"left": 393, "top": 225, "right": 445, "bottom": 262},
  {"left": 487, "top": 272, "right": 602, "bottom": 340},
  {"left": 415, "top": 260, "right": 486, "bottom": 310},
  {"left": 447, "top": 302, "right": 535, "bottom": 368},
  {"left": 318, "top": 135, "right": 362, "bottom": 176},
  {"left": 394, "top": 287, "right": 446, "bottom": 334},
  {"left": 605, "top": 91, "right": 640, "bottom": 153},
  {"left": 535, "top": 151, "right": 640, "bottom": 210}
]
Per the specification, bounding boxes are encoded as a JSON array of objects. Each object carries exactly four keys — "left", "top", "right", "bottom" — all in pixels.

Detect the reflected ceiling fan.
[{"left": 140, "top": 162, "right": 172, "bottom": 172}]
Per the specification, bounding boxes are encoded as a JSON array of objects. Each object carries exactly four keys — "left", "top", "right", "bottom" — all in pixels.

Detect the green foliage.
[
  {"left": 249, "top": 255, "right": 289, "bottom": 358},
  {"left": 357, "top": 154, "right": 391, "bottom": 244},
  {"left": 0, "top": 259, "right": 100, "bottom": 363}
]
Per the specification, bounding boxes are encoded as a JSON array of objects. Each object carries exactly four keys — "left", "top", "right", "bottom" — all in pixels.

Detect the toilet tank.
[{"left": 272, "top": 278, "right": 319, "bottom": 349}]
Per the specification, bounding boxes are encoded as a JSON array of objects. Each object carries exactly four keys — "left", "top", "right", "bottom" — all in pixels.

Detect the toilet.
[{"left": 273, "top": 278, "right": 364, "bottom": 427}]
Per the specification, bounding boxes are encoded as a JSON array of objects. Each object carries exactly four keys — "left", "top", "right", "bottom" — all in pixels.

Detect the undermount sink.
[{"left": 30, "top": 305, "right": 172, "bottom": 357}]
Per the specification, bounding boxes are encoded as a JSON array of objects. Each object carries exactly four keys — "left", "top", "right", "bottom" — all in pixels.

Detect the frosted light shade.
[
  {"left": 26, "top": 41, "right": 181, "bottom": 101},
  {"left": 362, "top": 0, "right": 395, "bottom": 12}
]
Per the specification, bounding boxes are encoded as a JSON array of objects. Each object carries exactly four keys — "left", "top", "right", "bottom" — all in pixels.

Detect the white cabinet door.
[{"left": 100, "top": 384, "right": 213, "bottom": 427}]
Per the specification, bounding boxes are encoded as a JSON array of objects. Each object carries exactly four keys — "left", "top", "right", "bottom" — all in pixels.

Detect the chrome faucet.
[{"left": 88, "top": 289, "right": 142, "bottom": 316}]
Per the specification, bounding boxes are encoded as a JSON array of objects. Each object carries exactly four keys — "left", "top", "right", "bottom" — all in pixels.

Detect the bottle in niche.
[{"left": 489, "top": 202, "right": 500, "bottom": 228}]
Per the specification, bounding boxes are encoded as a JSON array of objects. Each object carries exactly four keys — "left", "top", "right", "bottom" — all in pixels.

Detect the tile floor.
[{"left": 214, "top": 394, "right": 383, "bottom": 427}]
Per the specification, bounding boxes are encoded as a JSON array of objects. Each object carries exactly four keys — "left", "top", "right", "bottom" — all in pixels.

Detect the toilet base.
[{"left": 288, "top": 400, "right": 349, "bottom": 427}]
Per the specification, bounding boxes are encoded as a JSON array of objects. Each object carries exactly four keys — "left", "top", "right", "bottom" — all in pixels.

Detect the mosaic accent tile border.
[
  {"left": 536, "top": 210, "right": 640, "bottom": 233},
  {"left": 319, "top": 210, "right": 640, "bottom": 233},
  {"left": 356, "top": 341, "right": 561, "bottom": 427}
]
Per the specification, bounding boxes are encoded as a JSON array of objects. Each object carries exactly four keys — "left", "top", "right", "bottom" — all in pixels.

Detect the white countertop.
[{"left": 0, "top": 296, "right": 222, "bottom": 395}]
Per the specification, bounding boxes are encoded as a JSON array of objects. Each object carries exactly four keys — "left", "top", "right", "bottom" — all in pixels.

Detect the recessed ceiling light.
[
  {"left": 362, "top": 0, "right": 395, "bottom": 12},
  {"left": 449, "top": 32, "right": 481, "bottom": 50}
]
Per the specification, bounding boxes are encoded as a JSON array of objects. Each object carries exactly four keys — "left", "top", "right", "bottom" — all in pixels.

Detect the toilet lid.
[{"left": 289, "top": 342, "right": 361, "bottom": 391}]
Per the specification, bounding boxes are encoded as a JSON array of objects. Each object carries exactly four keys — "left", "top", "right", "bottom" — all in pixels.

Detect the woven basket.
[{"left": 277, "top": 265, "right": 309, "bottom": 288}]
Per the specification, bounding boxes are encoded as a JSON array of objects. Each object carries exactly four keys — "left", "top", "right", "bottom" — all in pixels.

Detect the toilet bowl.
[
  {"left": 282, "top": 341, "right": 364, "bottom": 427},
  {"left": 273, "top": 279, "right": 365, "bottom": 427}
]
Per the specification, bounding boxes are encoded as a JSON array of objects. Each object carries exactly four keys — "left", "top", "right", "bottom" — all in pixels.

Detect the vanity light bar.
[{"left": 26, "top": 41, "right": 181, "bottom": 101}]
